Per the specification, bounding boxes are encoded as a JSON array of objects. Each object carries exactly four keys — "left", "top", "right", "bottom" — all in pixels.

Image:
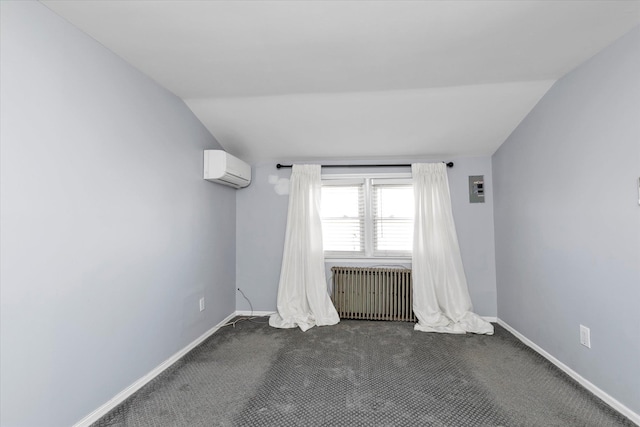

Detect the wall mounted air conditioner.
[{"left": 203, "top": 150, "right": 251, "bottom": 188}]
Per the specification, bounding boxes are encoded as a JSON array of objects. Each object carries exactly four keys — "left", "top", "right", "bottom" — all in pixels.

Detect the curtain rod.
[{"left": 276, "top": 162, "right": 454, "bottom": 169}]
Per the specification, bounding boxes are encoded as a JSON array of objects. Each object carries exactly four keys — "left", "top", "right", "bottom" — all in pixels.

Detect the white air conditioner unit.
[{"left": 203, "top": 150, "right": 251, "bottom": 188}]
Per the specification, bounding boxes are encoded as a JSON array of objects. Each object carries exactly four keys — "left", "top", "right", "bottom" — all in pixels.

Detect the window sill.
[{"left": 324, "top": 257, "right": 411, "bottom": 263}]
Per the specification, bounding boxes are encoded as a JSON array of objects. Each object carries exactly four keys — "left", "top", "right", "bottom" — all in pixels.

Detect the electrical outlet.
[
  {"left": 580, "top": 325, "right": 591, "bottom": 348},
  {"left": 199, "top": 297, "right": 205, "bottom": 312}
]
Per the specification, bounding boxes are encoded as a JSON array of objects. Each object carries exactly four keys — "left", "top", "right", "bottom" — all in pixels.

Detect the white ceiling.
[{"left": 42, "top": 1, "right": 640, "bottom": 162}]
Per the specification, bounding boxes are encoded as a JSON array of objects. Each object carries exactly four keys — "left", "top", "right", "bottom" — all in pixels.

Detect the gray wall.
[
  {"left": 493, "top": 26, "right": 640, "bottom": 414},
  {"left": 236, "top": 157, "right": 497, "bottom": 317},
  {"left": 0, "top": 3, "right": 236, "bottom": 426}
]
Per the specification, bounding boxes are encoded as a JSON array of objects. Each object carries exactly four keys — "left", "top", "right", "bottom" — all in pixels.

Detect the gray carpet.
[{"left": 93, "top": 319, "right": 634, "bottom": 426}]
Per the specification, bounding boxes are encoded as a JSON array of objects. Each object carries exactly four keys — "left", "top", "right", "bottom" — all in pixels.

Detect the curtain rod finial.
[{"left": 446, "top": 162, "right": 454, "bottom": 168}]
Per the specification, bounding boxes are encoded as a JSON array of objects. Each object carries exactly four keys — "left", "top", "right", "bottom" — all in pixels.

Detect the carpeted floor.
[{"left": 93, "top": 318, "right": 634, "bottom": 426}]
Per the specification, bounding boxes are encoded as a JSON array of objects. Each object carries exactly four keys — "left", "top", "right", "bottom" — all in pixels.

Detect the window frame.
[
  {"left": 319, "top": 177, "right": 366, "bottom": 257},
  {"left": 321, "top": 173, "right": 413, "bottom": 260}
]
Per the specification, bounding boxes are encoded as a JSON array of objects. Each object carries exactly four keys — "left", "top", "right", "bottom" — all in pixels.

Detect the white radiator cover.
[{"left": 203, "top": 150, "right": 251, "bottom": 188}]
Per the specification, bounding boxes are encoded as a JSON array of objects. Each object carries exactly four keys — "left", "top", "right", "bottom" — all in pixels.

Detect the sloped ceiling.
[{"left": 42, "top": 1, "right": 640, "bottom": 162}]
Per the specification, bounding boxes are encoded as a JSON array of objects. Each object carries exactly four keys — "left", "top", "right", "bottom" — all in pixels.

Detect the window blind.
[
  {"left": 372, "top": 184, "right": 414, "bottom": 256},
  {"left": 320, "top": 184, "right": 364, "bottom": 254}
]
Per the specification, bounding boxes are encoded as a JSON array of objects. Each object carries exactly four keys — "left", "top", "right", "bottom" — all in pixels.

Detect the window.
[
  {"left": 320, "top": 182, "right": 364, "bottom": 253},
  {"left": 320, "top": 175, "right": 413, "bottom": 258},
  {"left": 372, "top": 182, "right": 414, "bottom": 255}
]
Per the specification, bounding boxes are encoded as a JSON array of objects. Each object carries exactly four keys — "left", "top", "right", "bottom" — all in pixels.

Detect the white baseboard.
[
  {"left": 235, "top": 310, "right": 275, "bottom": 317},
  {"left": 497, "top": 319, "right": 640, "bottom": 426},
  {"left": 72, "top": 312, "right": 237, "bottom": 427},
  {"left": 239, "top": 313, "right": 496, "bottom": 322},
  {"left": 235, "top": 313, "right": 496, "bottom": 323}
]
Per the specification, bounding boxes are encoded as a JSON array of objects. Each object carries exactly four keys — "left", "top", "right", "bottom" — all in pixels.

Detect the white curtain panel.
[
  {"left": 411, "top": 163, "right": 494, "bottom": 335},
  {"left": 269, "top": 164, "right": 340, "bottom": 332}
]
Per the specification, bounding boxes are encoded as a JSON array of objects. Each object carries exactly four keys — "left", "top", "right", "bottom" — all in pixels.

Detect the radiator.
[{"left": 331, "top": 267, "right": 416, "bottom": 322}]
